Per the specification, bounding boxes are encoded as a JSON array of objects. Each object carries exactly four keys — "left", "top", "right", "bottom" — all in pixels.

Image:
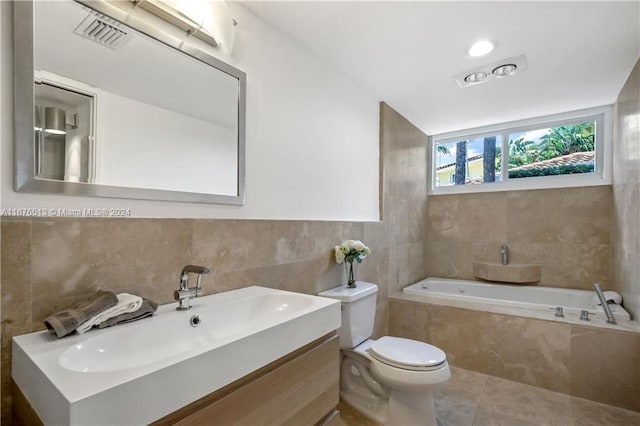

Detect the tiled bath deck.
[{"left": 329, "top": 366, "right": 640, "bottom": 426}]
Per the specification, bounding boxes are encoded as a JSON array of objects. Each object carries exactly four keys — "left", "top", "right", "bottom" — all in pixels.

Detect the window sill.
[{"left": 428, "top": 173, "right": 612, "bottom": 196}]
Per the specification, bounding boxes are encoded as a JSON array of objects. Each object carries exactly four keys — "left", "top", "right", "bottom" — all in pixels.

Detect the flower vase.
[{"left": 345, "top": 262, "right": 357, "bottom": 288}]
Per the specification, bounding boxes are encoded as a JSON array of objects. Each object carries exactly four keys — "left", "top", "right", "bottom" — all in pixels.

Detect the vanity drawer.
[{"left": 154, "top": 333, "right": 340, "bottom": 426}]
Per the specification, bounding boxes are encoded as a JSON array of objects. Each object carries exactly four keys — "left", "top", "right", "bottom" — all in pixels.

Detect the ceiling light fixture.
[
  {"left": 454, "top": 55, "right": 528, "bottom": 88},
  {"left": 468, "top": 40, "right": 494, "bottom": 57},
  {"left": 132, "top": 0, "right": 218, "bottom": 47},
  {"left": 492, "top": 63, "right": 517, "bottom": 77},
  {"left": 130, "top": 0, "right": 236, "bottom": 51},
  {"left": 464, "top": 72, "right": 488, "bottom": 84}
]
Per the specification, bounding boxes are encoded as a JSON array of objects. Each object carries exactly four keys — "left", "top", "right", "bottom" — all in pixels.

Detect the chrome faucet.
[
  {"left": 500, "top": 243, "right": 509, "bottom": 265},
  {"left": 593, "top": 283, "right": 617, "bottom": 325},
  {"left": 174, "top": 265, "right": 210, "bottom": 311}
]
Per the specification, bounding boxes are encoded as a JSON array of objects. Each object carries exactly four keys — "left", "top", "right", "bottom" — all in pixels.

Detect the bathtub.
[{"left": 402, "top": 277, "right": 634, "bottom": 329}]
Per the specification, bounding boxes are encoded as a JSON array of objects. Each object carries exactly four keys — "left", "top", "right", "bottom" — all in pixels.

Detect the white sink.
[
  {"left": 12, "top": 286, "right": 340, "bottom": 425},
  {"left": 58, "top": 293, "right": 315, "bottom": 373}
]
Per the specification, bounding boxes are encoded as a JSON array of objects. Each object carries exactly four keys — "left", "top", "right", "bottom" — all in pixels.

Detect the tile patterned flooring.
[{"left": 328, "top": 366, "right": 640, "bottom": 426}]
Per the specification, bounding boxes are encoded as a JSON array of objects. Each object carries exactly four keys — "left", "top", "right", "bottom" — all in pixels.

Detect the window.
[
  {"left": 430, "top": 106, "right": 611, "bottom": 194},
  {"left": 434, "top": 135, "right": 502, "bottom": 187}
]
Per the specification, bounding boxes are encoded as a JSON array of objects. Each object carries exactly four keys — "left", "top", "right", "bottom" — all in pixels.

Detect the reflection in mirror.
[
  {"left": 35, "top": 81, "right": 94, "bottom": 183},
  {"left": 15, "top": 0, "right": 246, "bottom": 204}
]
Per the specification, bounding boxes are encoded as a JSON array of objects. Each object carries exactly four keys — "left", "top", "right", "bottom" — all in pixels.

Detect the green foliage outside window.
[
  {"left": 508, "top": 163, "right": 594, "bottom": 178},
  {"left": 508, "top": 122, "right": 595, "bottom": 168}
]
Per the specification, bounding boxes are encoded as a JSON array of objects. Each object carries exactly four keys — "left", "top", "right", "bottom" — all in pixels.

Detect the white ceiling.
[{"left": 240, "top": 1, "right": 640, "bottom": 135}]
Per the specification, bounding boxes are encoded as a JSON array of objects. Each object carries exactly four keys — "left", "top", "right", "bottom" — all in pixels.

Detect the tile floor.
[{"left": 328, "top": 366, "right": 640, "bottom": 426}]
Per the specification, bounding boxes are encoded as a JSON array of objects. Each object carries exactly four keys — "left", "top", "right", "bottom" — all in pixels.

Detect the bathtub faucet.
[
  {"left": 593, "top": 283, "right": 617, "bottom": 325},
  {"left": 500, "top": 243, "right": 509, "bottom": 265},
  {"left": 174, "top": 265, "right": 210, "bottom": 311}
]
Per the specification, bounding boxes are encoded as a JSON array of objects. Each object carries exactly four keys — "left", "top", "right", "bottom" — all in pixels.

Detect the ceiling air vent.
[{"left": 73, "top": 12, "right": 133, "bottom": 50}]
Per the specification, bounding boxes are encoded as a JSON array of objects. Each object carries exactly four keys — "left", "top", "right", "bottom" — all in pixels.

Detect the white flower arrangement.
[
  {"left": 334, "top": 240, "right": 370, "bottom": 288},
  {"left": 334, "top": 240, "right": 371, "bottom": 265}
]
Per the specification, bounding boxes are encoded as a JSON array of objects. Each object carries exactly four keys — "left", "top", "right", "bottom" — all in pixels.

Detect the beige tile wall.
[
  {"left": 0, "top": 102, "right": 430, "bottom": 423},
  {"left": 0, "top": 218, "right": 363, "bottom": 423},
  {"left": 389, "top": 298, "right": 640, "bottom": 412},
  {"left": 426, "top": 186, "right": 613, "bottom": 290},
  {"left": 613, "top": 58, "right": 640, "bottom": 321}
]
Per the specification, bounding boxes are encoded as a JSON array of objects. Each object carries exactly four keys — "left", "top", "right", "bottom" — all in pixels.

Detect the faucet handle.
[{"left": 181, "top": 265, "right": 210, "bottom": 276}]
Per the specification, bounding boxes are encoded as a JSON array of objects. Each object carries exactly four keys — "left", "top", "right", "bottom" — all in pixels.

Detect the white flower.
[{"left": 334, "top": 239, "right": 371, "bottom": 264}]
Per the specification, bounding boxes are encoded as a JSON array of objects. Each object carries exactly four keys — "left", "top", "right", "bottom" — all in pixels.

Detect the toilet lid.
[{"left": 369, "top": 336, "right": 446, "bottom": 371}]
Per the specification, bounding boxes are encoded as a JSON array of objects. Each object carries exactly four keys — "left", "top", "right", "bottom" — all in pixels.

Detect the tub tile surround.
[
  {"left": 613, "top": 58, "right": 640, "bottom": 321},
  {"left": 389, "top": 298, "right": 640, "bottom": 412},
  {"left": 0, "top": 103, "right": 429, "bottom": 423},
  {"left": 426, "top": 186, "right": 613, "bottom": 291},
  {"left": 422, "top": 301, "right": 571, "bottom": 394},
  {"left": 570, "top": 326, "right": 640, "bottom": 410}
]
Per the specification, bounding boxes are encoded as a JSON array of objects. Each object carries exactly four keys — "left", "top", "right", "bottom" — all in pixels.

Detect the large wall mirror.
[{"left": 14, "top": 0, "right": 246, "bottom": 204}]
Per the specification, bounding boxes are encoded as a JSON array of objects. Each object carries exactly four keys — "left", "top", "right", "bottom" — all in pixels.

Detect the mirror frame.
[{"left": 14, "top": 0, "right": 246, "bottom": 205}]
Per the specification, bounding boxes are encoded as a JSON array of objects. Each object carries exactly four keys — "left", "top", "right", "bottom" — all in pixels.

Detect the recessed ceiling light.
[
  {"left": 492, "top": 63, "right": 517, "bottom": 77},
  {"left": 454, "top": 55, "right": 527, "bottom": 88},
  {"left": 468, "top": 40, "right": 494, "bottom": 57},
  {"left": 464, "top": 72, "right": 488, "bottom": 84}
]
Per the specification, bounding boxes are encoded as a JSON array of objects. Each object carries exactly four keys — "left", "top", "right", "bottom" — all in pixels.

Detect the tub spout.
[{"left": 593, "top": 283, "right": 617, "bottom": 325}]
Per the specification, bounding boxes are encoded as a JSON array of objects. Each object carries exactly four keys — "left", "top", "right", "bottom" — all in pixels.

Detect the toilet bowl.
[
  {"left": 318, "top": 282, "right": 451, "bottom": 425},
  {"left": 341, "top": 338, "right": 450, "bottom": 425}
]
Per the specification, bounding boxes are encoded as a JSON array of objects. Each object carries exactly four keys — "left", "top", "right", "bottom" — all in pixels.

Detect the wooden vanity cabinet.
[{"left": 153, "top": 333, "right": 340, "bottom": 425}]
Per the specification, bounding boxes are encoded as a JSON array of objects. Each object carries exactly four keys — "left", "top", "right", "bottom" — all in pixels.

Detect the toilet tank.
[{"left": 318, "top": 282, "right": 378, "bottom": 348}]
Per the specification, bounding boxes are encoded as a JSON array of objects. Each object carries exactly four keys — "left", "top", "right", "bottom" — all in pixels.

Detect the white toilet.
[{"left": 319, "top": 282, "right": 450, "bottom": 426}]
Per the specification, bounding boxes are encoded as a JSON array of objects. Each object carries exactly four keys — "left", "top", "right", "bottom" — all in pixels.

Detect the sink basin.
[
  {"left": 12, "top": 286, "right": 340, "bottom": 425},
  {"left": 473, "top": 261, "right": 542, "bottom": 284},
  {"left": 59, "top": 293, "right": 315, "bottom": 373}
]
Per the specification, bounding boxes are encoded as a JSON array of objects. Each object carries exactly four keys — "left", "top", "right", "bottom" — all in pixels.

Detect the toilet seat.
[{"left": 368, "top": 336, "right": 446, "bottom": 371}]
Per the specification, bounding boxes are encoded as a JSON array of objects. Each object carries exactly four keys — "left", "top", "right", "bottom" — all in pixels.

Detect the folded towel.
[
  {"left": 592, "top": 291, "right": 622, "bottom": 306},
  {"left": 76, "top": 293, "right": 143, "bottom": 334},
  {"left": 44, "top": 291, "right": 118, "bottom": 338},
  {"left": 97, "top": 297, "right": 158, "bottom": 329}
]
